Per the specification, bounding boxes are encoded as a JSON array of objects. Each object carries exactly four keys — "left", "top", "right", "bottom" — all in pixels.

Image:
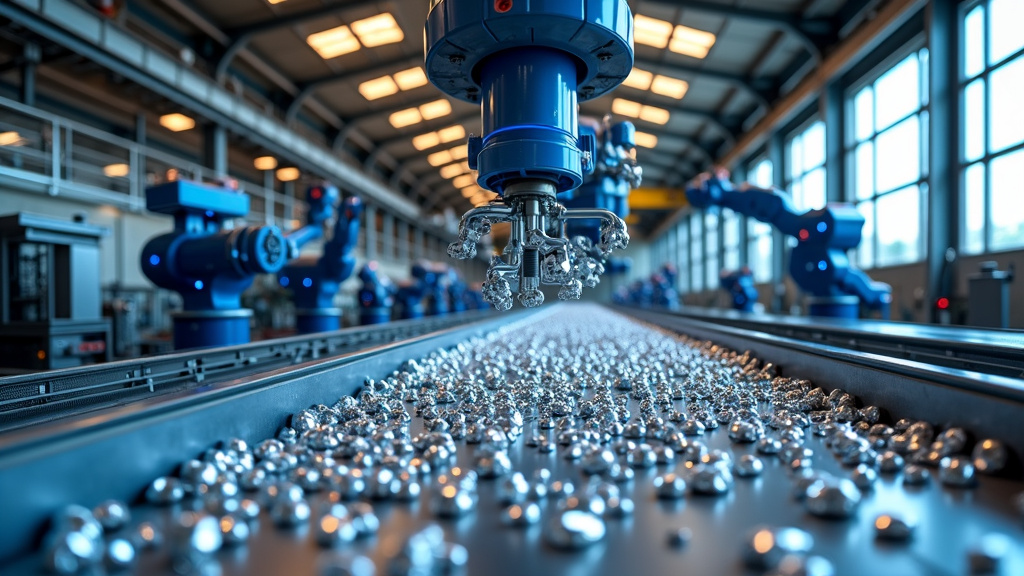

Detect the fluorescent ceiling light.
[
  {"left": 634, "top": 132, "right": 658, "bottom": 148},
  {"left": 277, "top": 167, "right": 301, "bottom": 181},
  {"left": 440, "top": 163, "right": 465, "bottom": 179},
  {"left": 412, "top": 132, "right": 441, "bottom": 150},
  {"left": 634, "top": 15, "right": 673, "bottom": 49},
  {"left": 453, "top": 174, "right": 476, "bottom": 189},
  {"left": 393, "top": 67, "right": 428, "bottom": 90},
  {"left": 159, "top": 113, "right": 195, "bottom": 132},
  {"left": 307, "top": 25, "right": 360, "bottom": 59},
  {"left": 267, "top": 0, "right": 287, "bottom": 4},
  {"left": 461, "top": 186, "right": 479, "bottom": 199},
  {"left": 449, "top": 144, "right": 468, "bottom": 160},
  {"left": 428, "top": 150, "right": 454, "bottom": 167},
  {"left": 623, "top": 68, "right": 653, "bottom": 90},
  {"left": 670, "top": 25, "right": 716, "bottom": 58},
  {"left": 638, "top": 106, "right": 670, "bottom": 125},
  {"left": 351, "top": 13, "right": 404, "bottom": 47},
  {"left": 389, "top": 108, "right": 422, "bottom": 128},
  {"left": 612, "top": 99, "right": 670, "bottom": 125},
  {"left": 103, "top": 163, "right": 130, "bottom": 178},
  {"left": 437, "top": 125, "right": 465, "bottom": 143},
  {"left": 359, "top": 76, "right": 399, "bottom": 100},
  {"left": 419, "top": 99, "right": 452, "bottom": 120},
  {"left": 253, "top": 156, "right": 278, "bottom": 170},
  {"left": 611, "top": 99, "right": 642, "bottom": 118},
  {"left": 651, "top": 75, "right": 688, "bottom": 99},
  {"left": 0, "top": 131, "right": 24, "bottom": 146}
]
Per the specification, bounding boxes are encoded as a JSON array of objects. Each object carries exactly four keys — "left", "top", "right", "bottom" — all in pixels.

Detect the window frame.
[
  {"left": 844, "top": 42, "right": 931, "bottom": 269},
  {"left": 784, "top": 118, "right": 828, "bottom": 212},
  {"left": 959, "top": 0, "right": 1024, "bottom": 255}
]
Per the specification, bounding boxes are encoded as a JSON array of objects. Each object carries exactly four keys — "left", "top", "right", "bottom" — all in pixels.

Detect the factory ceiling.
[{"left": 6, "top": 0, "right": 871, "bottom": 233}]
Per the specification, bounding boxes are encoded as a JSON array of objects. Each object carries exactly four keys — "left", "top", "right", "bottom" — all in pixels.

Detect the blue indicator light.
[
  {"left": 816, "top": 222, "right": 827, "bottom": 233},
  {"left": 302, "top": 278, "right": 313, "bottom": 288},
  {"left": 817, "top": 261, "right": 828, "bottom": 271},
  {"left": 194, "top": 280, "right": 204, "bottom": 290},
  {"left": 280, "top": 276, "right": 290, "bottom": 287},
  {"left": 205, "top": 210, "right": 215, "bottom": 218},
  {"left": 149, "top": 254, "right": 160, "bottom": 266}
]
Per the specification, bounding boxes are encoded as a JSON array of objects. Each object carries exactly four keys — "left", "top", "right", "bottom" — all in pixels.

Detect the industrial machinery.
[
  {"left": 140, "top": 180, "right": 288, "bottom": 349},
  {"left": 686, "top": 171, "right": 892, "bottom": 319},
  {"left": 395, "top": 261, "right": 435, "bottom": 320},
  {"left": 278, "top": 186, "right": 362, "bottom": 334},
  {"left": 427, "top": 0, "right": 633, "bottom": 310},
  {"left": 357, "top": 262, "right": 396, "bottom": 325},
  {"left": 445, "top": 267, "right": 468, "bottom": 314},
  {"left": 651, "top": 263, "right": 680, "bottom": 310},
  {"left": 968, "top": 261, "right": 1014, "bottom": 328},
  {"left": 0, "top": 213, "right": 111, "bottom": 371},
  {"left": 720, "top": 266, "right": 760, "bottom": 312}
]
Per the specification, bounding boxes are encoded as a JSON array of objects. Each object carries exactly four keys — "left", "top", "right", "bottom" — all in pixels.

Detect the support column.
[
  {"left": 203, "top": 124, "right": 228, "bottom": 176},
  {"left": 768, "top": 130, "right": 788, "bottom": 312},
  {"left": 381, "top": 213, "right": 394, "bottom": 262},
  {"left": 413, "top": 227, "right": 424, "bottom": 260},
  {"left": 927, "top": 0, "right": 960, "bottom": 323},
  {"left": 824, "top": 78, "right": 845, "bottom": 204},
  {"left": 20, "top": 43, "right": 39, "bottom": 106},
  {"left": 263, "top": 171, "right": 275, "bottom": 226},
  {"left": 365, "top": 205, "right": 377, "bottom": 261},
  {"left": 397, "top": 220, "right": 409, "bottom": 262}
]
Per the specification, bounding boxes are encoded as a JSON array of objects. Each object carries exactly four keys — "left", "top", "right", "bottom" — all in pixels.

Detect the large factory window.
[
  {"left": 785, "top": 121, "right": 827, "bottom": 211},
  {"left": 747, "top": 157, "right": 775, "bottom": 283},
  {"left": 690, "top": 212, "right": 704, "bottom": 292},
  {"left": 723, "top": 210, "right": 741, "bottom": 272},
  {"left": 705, "top": 211, "right": 720, "bottom": 290},
  {"left": 676, "top": 220, "right": 689, "bottom": 295},
  {"left": 961, "top": 0, "right": 1024, "bottom": 255},
  {"left": 847, "top": 48, "right": 929, "bottom": 268}
]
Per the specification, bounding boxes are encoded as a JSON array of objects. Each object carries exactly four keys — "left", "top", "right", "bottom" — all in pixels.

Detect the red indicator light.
[
  {"left": 798, "top": 229, "right": 809, "bottom": 241},
  {"left": 311, "top": 188, "right": 323, "bottom": 200},
  {"left": 495, "top": 0, "right": 512, "bottom": 12},
  {"left": 936, "top": 297, "right": 950, "bottom": 310}
]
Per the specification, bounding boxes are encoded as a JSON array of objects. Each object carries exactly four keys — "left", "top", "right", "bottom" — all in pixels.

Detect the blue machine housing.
[
  {"left": 396, "top": 262, "right": 436, "bottom": 320},
  {"left": 278, "top": 190, "right": 363, "bottom": 334},
  {"left": 358, "top": 262, "right": 396, "bottom": 326},
  {"left": 651, "top": 263, "right": 680, "bottom": 310},
  {"left": 686, "top": 176, "right": 892, "bottom": 318},
  {"left": 424, "top": 0, "right": 633, "bottom": 195},
  {"left": 141, "top": 180, "right": 288, "bottom": 349},
  {"left": 720, "top": 267, "right": 760, "bottom": 312}
]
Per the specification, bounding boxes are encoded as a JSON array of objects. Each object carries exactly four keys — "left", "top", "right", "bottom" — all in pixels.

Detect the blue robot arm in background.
[
  {"left": 446, "top": 268, "right": 468, "bottom": 313},
  {"left": 141, "top": 180, "right": 289, "bottom": 348},
  {"left": 278, "top": 187, "right": 363, "bottom": 333},
  {"left": 396, "top": 262, "right": 433, "bottom": 320},
  {"left": 686, "top": 174, "right": 892, "bottom": 318},
  {"left": 720, "top": 267, "right": 760, "bottom": 312},
  {"left": 358, "top": 262, "right": 396, "bottom": 325},
  {"left": 651, "top": 263, "right": 680, "bottom": 310}
]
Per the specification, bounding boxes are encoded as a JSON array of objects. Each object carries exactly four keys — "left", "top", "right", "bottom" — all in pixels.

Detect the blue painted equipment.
[
  {"left": 651, "top": 264, "right": 680, "bottom": 310},
  {"left": 421, "top": 263, "right": 450, "bottom": 317},
  {"left": 141, "top": 180, "right": 289, "bottom": 349},
  {"left": 358, "top": 262, "right": 396, "bottom": 325},
  {"left": 720, "top": 267, "right": 760, "bottom": 312},
  {"left": 445, "top": 268, "right": 468, "bottom": 314},
  {"left": 395, "top": 262, "right": 434, "bottom": 320},
  {"left": 686, "top": 174, "right": 892, "bottom": 319},
  {"left": 278, "top": 186, "right": 362, "bottom": 333},
  {"left": 426, "top": 0, "right": 634, "bottom": 310}
]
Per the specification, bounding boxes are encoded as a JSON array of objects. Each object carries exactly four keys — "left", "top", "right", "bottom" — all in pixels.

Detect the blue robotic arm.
[
  {"left": 720, "top": 267, "right": 760, "bottom": 312},
  {"left": 279, "top": 189, "right": 363, "bottom": 333},
  {"left": 358, "top": 262, "right": 396, "bottom": 325},
  {"left": 686, "top": 174, "right": 891, "bottom": 318}
]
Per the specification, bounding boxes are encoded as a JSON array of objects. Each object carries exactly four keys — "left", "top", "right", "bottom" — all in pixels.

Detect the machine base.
[
  {"left": 295, "top": 309, "right": 342, "bottom": 334},
  {"left": 172, "top": 310, "right": 251, "bottom": 349},
  {"left": 806, "top": 295, "right": 860, "bottom": 319},
  {"left": 360, "top": 307, "right": 391, "bottom": 325}
]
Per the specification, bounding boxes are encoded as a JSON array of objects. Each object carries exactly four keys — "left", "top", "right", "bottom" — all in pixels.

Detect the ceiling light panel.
[
  {"left": 389, "top": 108, "right": 422, "bottom": 128},
  {"left": 611, "top": 99, "right": 642, "bottom": 118},
  {"left": 634, "top": 132, "right": 659, "bottom": 148},
  {"left": 103, "top": 163, "right": 129, "bottom": 178},
  {"left": 351, "top": 13, "right": 404, "bottom": 47},
  {"left": 633, "top": 15, "right": 673, "bottom": 49},
  {"left": 440, "top": 163, "right": 465, "bottom": 179},
  {"left": 623, "top": 68, "right": 653, "bottom": 90},
  {"left": 670, "top": 25, "right": 716, "bottom": 59},
  {"left": 159, "top": 113, "right": 195, "bottom": 132},
  {"left": 638, "top": 105, "right": 671, "bottom": 125},
  {"left": 253, "top": 156, "right": 278, "bottom": 170},
  {"left": 394, "top": 68, "right": 428, "bottom": 90},
  {"left": 359, "top": 76, "right": 399, "bottom": 100},
  {"left": 438, "top": 125, "right": 465, "bottom": 143},
  {"left": 453, "top": 174, "right": 476, "bottom": 189},
  {"left": 428, "top": 150, "right": 454, "bottom": 166},
  {"left": 650, "top": 75, "right": 688, "bottom": 99},
  {"left": 307, "top": 25, "right": 360, "bottom": 59},
  {"left": 413, "top": 132, "right": 441, "bottom": 150},
  {"left": 277, "top": 167, "right": 300, "bottom": 181},
  {"left": 419, "top": 99, "right": 452, "bottom": 120}
]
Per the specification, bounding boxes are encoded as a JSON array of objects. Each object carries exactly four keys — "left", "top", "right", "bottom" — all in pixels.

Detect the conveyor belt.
[
  {"left": 0, "top": 311, "right": 495, "bottom": 432},
  {"left": 1, "top": 304, "right": 1022, "bottom": 575},
  {"left": 641, "top": 306, "right": 1024, "bottom": 379}
]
